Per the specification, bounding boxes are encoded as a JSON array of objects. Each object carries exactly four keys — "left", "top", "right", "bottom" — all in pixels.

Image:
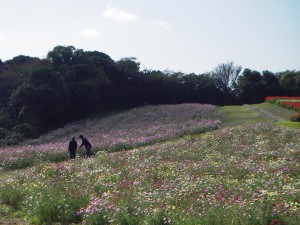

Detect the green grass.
[
  {"left": 217, "top": 104, "right": 271, "bottom": 126},
  {"left": 277, "top": 99, "right": 300, "bottom": 102},
  {"left": 218, "top": 103, "right": 300, "bottom": 129},
  {"left": 275, "top": 121, "right": 300, "bottom": 128},
  {"left": 254, "top": 102, "right": 297, "bottom": 119}
]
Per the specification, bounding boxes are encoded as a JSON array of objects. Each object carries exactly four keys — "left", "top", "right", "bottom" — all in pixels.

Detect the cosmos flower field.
[
  {"left": 0, "top": 103, "right": 300, "bottom": 224},
  {"left": 0, "top": 104, "right": 221, "bottom": 171}
]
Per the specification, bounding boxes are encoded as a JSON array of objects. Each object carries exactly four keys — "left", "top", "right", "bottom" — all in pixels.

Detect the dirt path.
[{"left": 249, "top": 105, "right": 287, "bottom": 122}]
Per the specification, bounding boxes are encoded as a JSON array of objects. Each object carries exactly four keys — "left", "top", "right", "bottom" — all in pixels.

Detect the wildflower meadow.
[
  {"left": 0, "top": 103, "right": 300, "bottom": 224},
  {"left": 0, "top": 104, "right": 220, "bottom": 171}
]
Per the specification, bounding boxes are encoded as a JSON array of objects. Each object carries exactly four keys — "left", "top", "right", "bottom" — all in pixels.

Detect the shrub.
[
  {"left": 30, "top": 190, "right": 87, "bottom": 224},
  {"left": 2, "top": 132, "right": 24, "bottom": 146},
  {"left": 149, "top": 210, "right": 171, "bottom": 225},
  {"left": 82, "top": 213, "right": 109, "bottom": 225},
  {"left": 1, "top": 157, "right": 34, "bottom": 170},
  {"left": 116, "top": 204, "right": 143, "bottom": 225},
  {"left": 46, "top": 151, "right": 69, "bottom": 163},
  {"left": 109, "top": 142, "right": 134, "bottom": 152},
  {"left": 0, "top": 186, "right": 25, "bottom": 210},
  {"left": 0, "top": 127, "right": 8, "bottom": 139},
  {"left": 12, "top": 123, "right": 38, "bottom": 138},
  {"left": 289, "top": 113, "right": 300, "bottom": 122},
  {"left": 0, "top": 204, "right": 14, "bottom": 217}
]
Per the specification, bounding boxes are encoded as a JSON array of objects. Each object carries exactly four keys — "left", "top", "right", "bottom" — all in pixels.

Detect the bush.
[
  {"left": 0, "top": 186, "right": 25, "bottom": 210},
  {"left": 82, "top": 213, "right": 109, "bottom": 225},
  {"left": 12, "top": 123, "right": 38, "bottom": 138},
  {"left": 0, "top": 127, "right": 8, "bottom": 139},
  {"left": 45, "top": 151, "right": 69, "bottom": 163},
  {"left": 149, "top": 210, "right": 171, "bottom": 225},
  {"left": 1, "top": 157, "right": 34, "bottom": 170},
  {"left": 0, "top": 204, "right": 14, "bottom": 217},
  {"left": 116, "top": 205, "right": 143, "bottom": 225},
  {"left": 289, "top": 113, "right": 300, "bottom": 122},
  {"left": 31, "top": 190, "right": 87, "bottom": 224},
  {"left": 2, "top": 132, "right": 24, "bottom": 146},
  {"left": 108, "top": 142, "right": 134, "bottom": 152}
]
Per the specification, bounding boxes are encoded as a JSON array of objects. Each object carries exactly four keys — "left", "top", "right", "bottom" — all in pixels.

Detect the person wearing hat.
[
  {"left": 68, "top": 136, "right": 78, "bottom": 159},
  {"left": 78, "top": 134, "right": 92, "bottom": 157}
]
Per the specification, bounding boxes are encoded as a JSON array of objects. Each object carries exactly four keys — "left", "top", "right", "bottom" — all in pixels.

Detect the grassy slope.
[
  {"left": 217, "top": 104, "right": 271, "bottom": 127},
  {"left": 254, "top": 102, "right": 296, "bottom": 119},
  {"left": 218, "top": 102, "right": 300, "bottom": 128},
  {"left": 1, "top": 103, "right": 300, "bottom": 224}
]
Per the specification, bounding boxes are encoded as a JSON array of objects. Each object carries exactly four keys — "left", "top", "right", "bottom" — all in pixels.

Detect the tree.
[
  {"left": 6, "top": 55, "right": 38, "bottom": 65},
  {"left": 104, "top": 57, "right": 142, "bottom": 107},
  {"left": 235, "top": 69, "right": 265, "bottom": 103},
  {"left": 117, "top": 57, "right": 140, "bottom": 76},
  {"left": 279, "top": 71, "right": 300, "bottom": 95},
  {"left": 261, "top": 70, "right": 281, "bottom": 97},
  {"left": 9, "top": 68, "right": 71, "bottom": 132},
  {"left": 47, "top": 45, "right": 77, "bottom": 68},
  {"left": 212, "top": 62, "right": 242, "bottom": 91}
]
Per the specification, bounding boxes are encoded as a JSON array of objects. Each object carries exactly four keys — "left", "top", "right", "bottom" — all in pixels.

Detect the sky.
[{"left": 0, "top": 0, "right": 299, "bottom": 74}]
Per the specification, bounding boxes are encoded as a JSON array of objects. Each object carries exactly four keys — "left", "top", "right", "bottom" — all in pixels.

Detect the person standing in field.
[
  {"left": 78, "top": 134, "right": 92, "bottom": 157},
  {"left": 68, "top": 136, "right": 77, "bottom": 159}
]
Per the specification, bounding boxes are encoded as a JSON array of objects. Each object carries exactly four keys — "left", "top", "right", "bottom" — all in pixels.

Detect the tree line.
[{"left": 0, "top": 45, "right": 299, "bottom": 146}]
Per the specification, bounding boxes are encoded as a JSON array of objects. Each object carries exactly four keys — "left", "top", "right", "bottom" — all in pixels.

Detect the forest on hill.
[{"left": 0, "top": 45, "right": 299, "bottom": 146}]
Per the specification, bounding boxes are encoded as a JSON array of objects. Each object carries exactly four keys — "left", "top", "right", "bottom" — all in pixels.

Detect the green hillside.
[
  {"left": 219, "top": 102, "right": 300, "bottom": 128},
  {"left": 0, "top": 103, "right": 300, "bottom": 225}
]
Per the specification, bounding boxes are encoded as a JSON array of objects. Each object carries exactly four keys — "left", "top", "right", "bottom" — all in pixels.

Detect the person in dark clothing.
[
  {"left": 78, "top": 134, "right": 92, "bottom": 157},
  {"left": 68, "top": 136, "right": 77, "bottom": 159}
]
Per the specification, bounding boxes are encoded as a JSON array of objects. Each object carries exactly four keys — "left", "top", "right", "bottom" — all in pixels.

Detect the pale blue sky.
[{"left": 0, "top": 0, "right": 299, "bottom": 73}]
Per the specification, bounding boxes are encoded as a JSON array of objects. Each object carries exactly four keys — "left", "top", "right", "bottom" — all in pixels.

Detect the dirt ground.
[{"left": 256, "top": 108, "right": 286, "bottom": 122}]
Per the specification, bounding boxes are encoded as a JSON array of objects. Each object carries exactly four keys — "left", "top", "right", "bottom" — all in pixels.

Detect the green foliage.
[
  {"left": 212, "top": 61, "right": 242, "bottom": 90},
  {"left": 9, "top": 68, "right": 71, "bottom": 132},
  {"left": 235, "top": 69, "right": 265, "bottom": 104},
  {"left": 6, "top": 55, "right": 38, "bottom": 65},
  {"left": 46, "top": 45, "right": 77, "bottom": 68},
  {"left": 30, "top": 190, "right": 87, "bottom": 224},
  {"left": 1, "top": 132, "right": 24, "bottom": 146},
  {"left": 289, "top": 113, "right": 300, "bottom": 122},
  {"left": 37, "top": 151, "right": 70, "bottom": 164},
  {"left": 149, "top": 211, "right": 170, "bottom": 225},
  {"left": 1, "top": 156, "right": 34, "bottom": 170},
  {"left": 116, "top": 201, "right": 143, "bottom": 225},
  {"left": 83, "top": 213, "right": 109, "bottom": 225},
  {"left": 0, "top": 204, "right": 14, "bottom": 217},
  {"left": 275, "top": 121, "right": 300, "bottom": 128},
  {"left": 279, "top": 70, "right": 300, "bottom": 95},
  {"left": 0, "top": 150, "right": 69, "bottom": 170},
  {"left": 0, "top": 45, "right": 299, "bottom": 147},
  {"left": 0, "top": 126, "right": 32, "bottom": 147},
  {"left": 0, "top": 127, "right": 8, "bottom": 139},
  {"left": 0, "top": 185, "right": 25, "bottom": 210},
  {"left": 108, "top": 143, "right": 134, "bottom": 152},
  {"left": 116, "top": 57, "right": 140, "bottom": 79},
  {"left": 12, "top": 123, "right": 38, "bottom": 138}
]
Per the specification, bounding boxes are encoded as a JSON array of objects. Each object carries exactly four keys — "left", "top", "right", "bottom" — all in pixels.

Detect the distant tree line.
[{"left": 0, "top": 45, "right": 299, "bottom": 145}]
